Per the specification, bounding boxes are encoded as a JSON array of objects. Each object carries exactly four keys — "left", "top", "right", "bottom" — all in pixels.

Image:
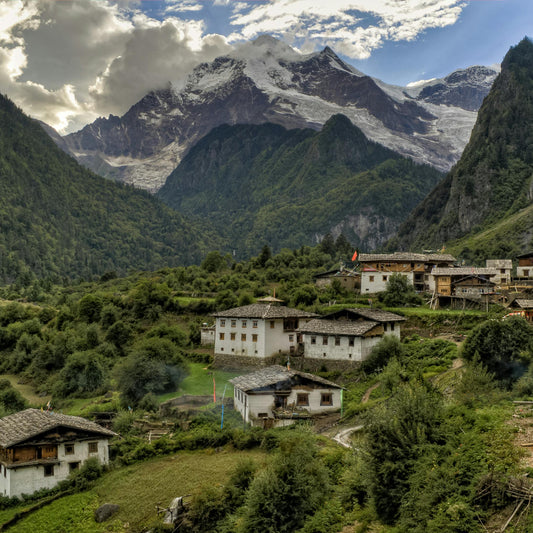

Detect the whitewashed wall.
[{"left": 361, "top": 271, "right": 414, "bottom": 294}]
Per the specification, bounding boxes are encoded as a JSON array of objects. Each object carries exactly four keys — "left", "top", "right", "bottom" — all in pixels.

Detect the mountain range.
[
  {"left": 157, "top": 114, "right": 443, "bottom": 256},
  {"left": 390, "top": 38, "right": 533, "bottom": 261},
  {"left": 61, "top": 36, "right": 497, "bottom": 192}
]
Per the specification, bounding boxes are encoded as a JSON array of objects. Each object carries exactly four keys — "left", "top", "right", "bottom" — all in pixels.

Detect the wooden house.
[
  {"left": 507, "top": 299, "right": 533, "bottom": 322},
  {"left": 517, "top": 252, "right": 533, "bottom": 280},
  {"left": 431, "top": 267, "right": 498, "bottom": 296},
  {"left": 0, "top": 409, "right": 115, "bottom": 497},
  {"left": 359, "top": 253, "right": 456, "bottom": 294},
  {"left": 230, "top": 365, "right": 342, "bottom": 427}
]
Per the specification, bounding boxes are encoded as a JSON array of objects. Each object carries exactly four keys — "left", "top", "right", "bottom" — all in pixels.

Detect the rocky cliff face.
[
  {"left": 391, "top": 38, "right": 533, "bottom": 254},
  {"left": 62, "top": 36, "right": 496, "bottom": 192}
]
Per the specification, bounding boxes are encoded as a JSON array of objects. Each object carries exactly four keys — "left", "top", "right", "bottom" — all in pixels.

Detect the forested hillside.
[
  {"left": 158, "top": 114, "right": 443, "bottom": 256},
  {"left": 0, "top": 94, "right": 219, "bottom": 284},
  {"left": 391, "top": 38, "right": 533, "bottom": 258}
]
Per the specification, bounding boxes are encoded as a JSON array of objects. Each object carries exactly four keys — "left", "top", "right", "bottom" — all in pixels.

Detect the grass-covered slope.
[
  {"left": 0, "top": 94, "right": 220, "bottom": 283},
  {"left": 391, "top": 38, "right": 533, "bottom": 256},
  {"left": 158, "top": 114, "right": 443, "bottom": 255}
]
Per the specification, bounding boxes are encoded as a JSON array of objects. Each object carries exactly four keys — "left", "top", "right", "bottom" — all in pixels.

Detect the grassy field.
[
  {"left": 157, "top": 362, "right": 241, "bottom": 402},
  {"left": 5, "top": 449, "right": 267, "bottom": 533},
  {"left": 0, "top": 374, "right": 51, "bottom": 407}
]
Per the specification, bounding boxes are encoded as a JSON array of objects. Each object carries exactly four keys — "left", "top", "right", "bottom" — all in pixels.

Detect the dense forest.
[{"left": 0, "top": 94, "right": 220, "bottom": 286}]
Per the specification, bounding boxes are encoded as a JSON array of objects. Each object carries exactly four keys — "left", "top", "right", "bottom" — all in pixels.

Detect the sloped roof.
[
  {"left": 229, "top": 365, "right": 342, "bottom": 392},
  {"left": 486, "top": 259, "right": 512, "bottom": 269},
  {"left": 297, "top": 319, "right": 380, "bottom": 336},
  {"left": 212, "top": 303, "right": 318, "bottom": 319},
  {"left": 432, "top": 267, "right": 498, "bottom": 276},
  {"left": 509, "top": 299, "right": 533, "bottom": 309},
  {"left": 339, "top": 308, "right": 406, "bottom": 322},
  {"left": 517, "top": 251, "right": 533, "bottom": 259},
  {"left": 359, "top": 252, "right": 456, "bottom": 263},
  {"left": 0, "top": 408, "right": 116, "bottom": 448}
]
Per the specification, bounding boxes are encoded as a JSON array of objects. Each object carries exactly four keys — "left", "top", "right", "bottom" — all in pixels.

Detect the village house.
[
  {"left": 0, "top": 408, "right": 115, "bottom": 498},
  {"left": 230, "top": 365, "right": 342, "bottom": 427},
  {"left": 313, "top": 264, "right": 360, "bottom": 291},
  {"left": 358, "top": 252, "right": 456, "bottom": 294},
  {"left": 486, "top": 259, "right": 513, "bottom": 286},
  {"left": 517, "top": 251, "right": 533, "bottom": 280},
  {"left": 212, "top": 297, "right": 317, "bottom": 363},
  {"left": 507, "top": 299, "right": 533, "bottom": 322},
  {"left": 297, "top": 308, "right": 405, "bottom": 362},
  {"left": 431, "top": 267, "right": 498, "bottom": 297}
]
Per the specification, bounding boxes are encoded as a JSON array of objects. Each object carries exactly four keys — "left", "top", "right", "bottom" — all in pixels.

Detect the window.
[
  {"left": 242, "top": 320, "right": 247, "bottom": 328},
  {"left": 296, "top": 393, "right": 309, "bottom": 406},
  {"left": 270, "top": 321, "right": 275, "bottom": 329},
  {"left": 44, "top": 465, "right": 54, "bottom": 477},
  {"left": 383, "top": 275, "right": 388, "bottom": 282},
  {"left": 231, "top": 332, "right": 236, "bottom": 340},
  {"left": 335, "top": 336, "right": 340, "bottom": 346},
  {"left": 220, "top": 319, "right": 225, "bottom": 327},
  {"left": 69, "top": 462, "right": 80, "bottom": 472},
  {"left": 88, "top": 442, "right": 98, "bottom": 454},
  {"left": 311, "top": 336, "right": 316, "bottom": 345},
  {"left": 283, "top": 318, "right": 298, "bottom": 331},
  {"left": 65, "top": 444, "right": 75, "bottom": 455},
  {"left": 289, "top": 334, "right": 294, "bottom": 342},
  {"left": 322, "top": 336, "right": 328, "bottom": 345},
  {"left": 369, "top": 275, "right": 374, "bottom": 282},
  {"left": 390, "top": 323, "right": 395, "bottom": 332},
  {"left": 348, "top": 337, "right": 354, "bottom": 347},
  {"left": 241, "top": 333, "right": 246, "bottom": 341},
  {"left": 252, "top": 334, "right": 258, "bottom": 342},
  {"left": 252, "top": 320, "right": 258, "bottom": 328},
  {"left": 321, "top": 393, "right": 333, "bottom": 406},
  {"left": 384, "top": 323, "right": 387, "bottom": 332},
  {"left": 231, "top": 320, "right": 236, "bottom": 327},
  {"left": 219, "top": 332, "right": 225, "bottom": 340}
]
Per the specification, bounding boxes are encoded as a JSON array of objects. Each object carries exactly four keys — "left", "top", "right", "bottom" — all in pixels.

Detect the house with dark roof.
[
  {"left": 297, "top": 308, "right": 405, "bottom": 362},
  {"left": 431, "top": 267, "right": 498, "bottom": 297},
  {"left": 0, "top": 409, "right": 115, "bottom": 497},
  {"left": 517, "top": 252, "right": 533, "bottom": 280},
  {"left": 212, "top": 298, "right": 317, "bottom": 362},
  {"left": 507, "top": 299, "right": 533, "bottom": 322},
  {"left": 359, "top": 252, "right": 456, "bottom": 293},
  {"left": 229, "top": 365, "right": 342, "bottom": 427}
]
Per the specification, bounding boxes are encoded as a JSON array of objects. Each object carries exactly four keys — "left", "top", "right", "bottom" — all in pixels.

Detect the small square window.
[
  {"left": 69, "top": 462, "right": 80, "bottom": 472},
  {"left": 65, "top": 444, "right": 75, "bottom": 455},
  {"left": 335, "top": 336, "right": 340, "bottom": 346},
  {"left": 348, "top": 337, "right": 354, "bottom": 347},
  {"left": 321, "top": 393, "right": 333, "bottom": 406},
  {"left": 231, "top": 332, "right": 236, "bottom": 340},
  {"left": 383, "top": 275, "right": 387, "bottom": 282},
  {"left": 322, "top": 336, "right": 328, "bottom": 345},
  {"left": 44, "top": 465, "right": 54, "bottom": 477},
  {"left": 270, "top": 321, "right": 275, "bottom": 329},
  {"left": 231, "top": 320, "right": 236, "bottom": 327},
  {"left": 242, "top": 320, "right": 247, "bottom": 328},
  {"left": 220, "top": 319, "right": 225, "bottom": 327},
  {"left": 219, "top": 332, "right": 225, "bottom": 340},
  {"left": 311, "top": 336, "right": 316, "bottom": 345},
  {"left": 296, "top": 393, "right": 309, "bottom": 406},
  {"left": 289, "top": 334, "right": 294, "bottom": 342},
  {"left": 88, "top": 442, "right": 98, "bottom": 454},
  {"left": 252, "top": 334, "right": 258, "bottom": 342},
  {"left": 241, "top": 333, "right": 246, "bottom": 341},
  {"left": 369, "top": 275, "right": 374, "bottom": 282},
  {"left": 253, "top": 321, "right": 258, "bottom": 328}
]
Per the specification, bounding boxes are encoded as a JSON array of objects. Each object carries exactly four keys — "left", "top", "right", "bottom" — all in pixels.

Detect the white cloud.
[{"left": 229, "top": 0, "right": 466, "bottom": 59}]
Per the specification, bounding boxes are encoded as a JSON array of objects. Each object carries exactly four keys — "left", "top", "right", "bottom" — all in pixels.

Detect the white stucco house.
[
  {"left": 297, "top": 308, "right": 405, "bottom": 362},
  {"left": 485, "top": 259, "right": 513, "bottom": 286},
  {"left": 212, "top": 298, "right": 317, "bottom": 361},
  {"left": 0, "top": 408, "right": 115, "bottom": 498},
  {"left": 230, "top": 365, "right": 342, "bottom": 427}
]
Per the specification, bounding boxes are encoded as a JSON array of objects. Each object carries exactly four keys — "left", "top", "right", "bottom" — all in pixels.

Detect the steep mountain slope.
[
  {"left": 157, "top": 115, "right": 443, "bottom": 255},
  {"left": 0, "top": 94, "right": 217, "bottom": 283},
  {"left": 391, "top": 38, "right": 533, "bottom": 258},
  {"left": 62, "top": 36, "right": 495, "bottom": 191}
]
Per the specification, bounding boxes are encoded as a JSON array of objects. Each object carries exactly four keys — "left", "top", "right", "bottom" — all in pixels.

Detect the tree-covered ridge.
[
  {"left": 157, "top": 114, "right": 443, "bottom": 256},
  {"left": 392, "top": 38, "right": 533, "bottom": 256},
  {"left": 0, "top": 94, "right": 220, "bottom": 285}
]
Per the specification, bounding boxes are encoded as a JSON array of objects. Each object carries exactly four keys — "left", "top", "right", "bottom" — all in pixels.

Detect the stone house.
[
  {"left": 212, "top": 298, "right": 317, "bottom": 364},
  {"left": 230, "top": 365, "right": 342, "bottom": 427},
  {"left": 313, "top": 266, "right": 360, "bottom": 291},
  {"left": 297, "top": 308, "right": 405, "bottom": 362},
  {"left": 485, "top": 259, "right": 513, "bottom": 286},
  {"left": 431, "top": 267, "right": 498, "bottom": 296},
  {"left": 517, "top": 252, "right": 533, "bottom": 279},
  {"left": 359, "top": 252, "right": 456, "bottom": 294},
  {"left": 0, "top": 409, "right": 115, "bottom": 498}
]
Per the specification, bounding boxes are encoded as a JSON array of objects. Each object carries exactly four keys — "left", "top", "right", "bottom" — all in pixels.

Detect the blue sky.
[{"left": 0, "top": 0, "right": 531, "bottom": 132}]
